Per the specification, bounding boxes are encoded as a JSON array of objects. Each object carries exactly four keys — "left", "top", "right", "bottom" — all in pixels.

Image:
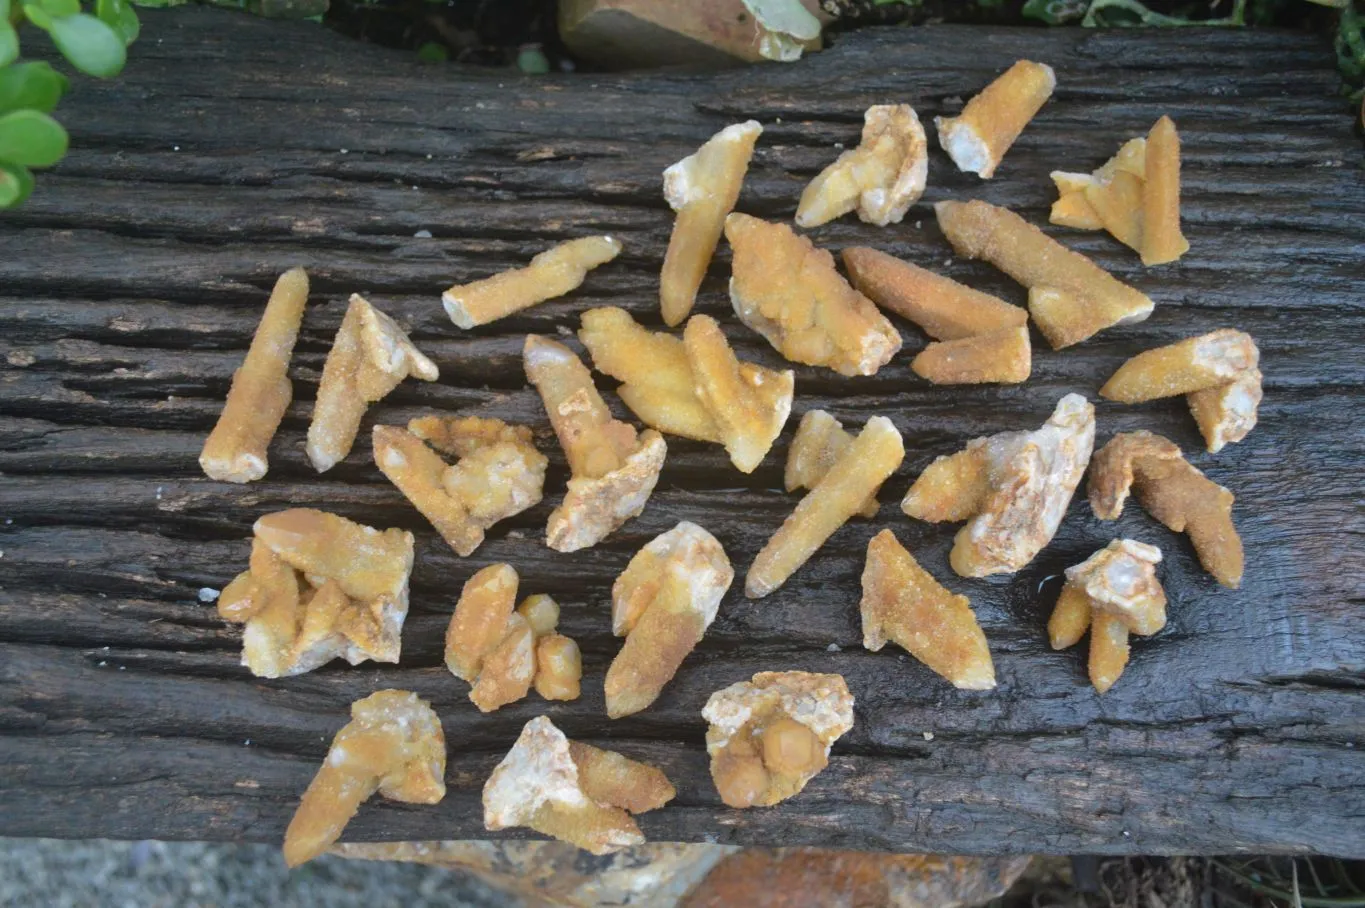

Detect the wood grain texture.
[{"left": 2, "top": 9, "right": 1363, "bottom": 857}]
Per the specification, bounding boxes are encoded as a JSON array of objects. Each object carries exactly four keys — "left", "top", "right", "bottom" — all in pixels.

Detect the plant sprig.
[{"left": 0, "top": 0, "right": 138, "bottom": 208}]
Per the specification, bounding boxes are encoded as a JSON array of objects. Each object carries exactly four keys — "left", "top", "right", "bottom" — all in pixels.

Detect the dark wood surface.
[{"left": 1, "top": 8, "right": 1362, "bottom": 857}]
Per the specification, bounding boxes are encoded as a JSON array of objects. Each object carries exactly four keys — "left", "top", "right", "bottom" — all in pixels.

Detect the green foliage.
[
  {"left": 1024, "top": 0, "right": 1248, "bottom": 26},
  {"left": 0, "top": 0, "right": 136, "bottom": 208},
  {"left": 416, "top": 40, "right": 446, "bottom": 63},
  {"left": 1338, "top": 0, "right": 1364, "bottom": 100}
]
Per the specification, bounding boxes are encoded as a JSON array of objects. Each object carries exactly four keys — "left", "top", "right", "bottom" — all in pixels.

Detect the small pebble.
[
  {"left": 826, "top": 643, "right": 841, "bottom": 652},
  {"left": 915, "top": 220, "right": 922, "bottom": 229},
  {"left": 413, "top": 229, "right": 433, "bottom": 239},
  {"left": 198, "top": 588, "right": 220, "bottom": 603},
  {"left": 923, "top": 731, "right": 934, "bottom": 741},
  {"left": 340, "top": 148, "right": 349, "bottom": 154},
  {"left": 245, "top": 739, "right": 252, "bottom": 746}
]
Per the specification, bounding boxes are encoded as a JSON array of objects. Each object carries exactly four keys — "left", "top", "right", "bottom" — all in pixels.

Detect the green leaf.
[
  {"left": 0, "top": 22, "right": 18, "bottom": 69},
  {"left": 47, "top": 13, "right": 127, "bottom": 76},
  {"left": 22, "top": 3, "right": 53, "bottom": 30},
  {"left": 97, "top": 0, "right": 140, "bottom": 44},
  {"left": 0, "top": 109, "right": 68, "bottom": 166},
  {"left": 39, "top": 0, "right": 80, "bottom": 18},
  {"left": 1021, "top": 0, "right": 1086, "bottom": 24},
  {"left": 0, "top": 0, "right": 10, "bottom": 21},
  {"left": 415, "top": 41, "right": 447, "bottom": 63},
  {"left": 516, "top": 46, "right": 548, "bottom": 74},
  {"left": 0, "top": 159, "right": 36, "bottom": 207},
  {"left": 130, "top": 0, "right": 189, "bottom": 7},
  {"left": 0, "top": 61, "right": 69, "bottom": 113}
]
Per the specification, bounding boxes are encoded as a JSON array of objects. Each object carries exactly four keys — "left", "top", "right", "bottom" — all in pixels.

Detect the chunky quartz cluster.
[
  {"left": 445, "top": 564, "right": 583, "bottom": 712},
  {"left": 374, "top": 416, "right": 547, "bottom": 557},
  {"left": 795, "top": 104, "right": 928, "bottom": 228},
  {"left": 1089, "top": 431, "right": 1244, "bottom": 588},
  {"left": 218, "top": 508, "right": 414, "bottom": 678},
  {"left": 483, "top": 716, "right": 675, "bottom": 854},
  {"left": 1101, "top": 329, "right": 1261, "bottom": 453},
  {"left": 902, "top": 394, "right": 1095, "bottom": 577},
  {"left": 783, "top": 409, "right": 880, "bottom": 518},
  {"left": 703, "top": 671, "right": 854, "bottom": 809},
  {"left": 1048, "top": 539, "right": 1168, "bottom": 693}
]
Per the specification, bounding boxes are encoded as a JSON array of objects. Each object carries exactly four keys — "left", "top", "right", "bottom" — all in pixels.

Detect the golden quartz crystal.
[
  {"left": 200, "top": 267, "right": 309, "bottom": 482},
  {"left": 219, "top": 509, "right": 414, "bottom": 678},
  {"left": 795, "top": 104, "right": 928, "bottom": 228},
  {"left": 1047, "top": 539, "right": 1168, "bottom": 693},
  {"left": 703, "top": 671, "right": 854, "bottom": 809},
  {"left": 1101, "top": 329, "right": 1262, "bottom": 453},
  {"left": 861, "top": 530, "right": 995, "bottom": 690},
  {"left": 935, "top": 60, "right": 1056, "bottom": 179},
  {"left": 1089, "top": 431, "right": 1244, "bottom": 588},
  {"left": 524, "top": 335, "right": 666, "bottom": 551},
  {"left": 660, "top": 121, "right": 762, "bottom": 327},
  {"left": 374, "top": 417, "right": 546, "bottom": 557},
  {"left": 483, "top": 716, "right": 674, "bottom": 854},
  {"left": 783, "top": 409, "right": 880, "bottom": 518},
  {"left": 747, "top": 415, "right": 904, "bottom": 598},
  {"left": 910, "top": 326, "right": 1031, "bottom": 385},
  {"left": 443, "top": 236, "right": 622, "bottom": 329},
  {"left": 726, "top": 213, "right": 901, "bottom": 376},
  {"left": 936, "top": 200, "right": 1153, "bottom": 349},
  {"left": 604, "top": 522, "right": 734, "bottom": 719},
  {"left": 283, "top": 691, "right": 446, "bottom": 867},
  {"left": 902, "top": 394, "right": 1095, "bottom": 577},
  {"left": 306, "top": 294, "right": 439, "bottom": 472}
]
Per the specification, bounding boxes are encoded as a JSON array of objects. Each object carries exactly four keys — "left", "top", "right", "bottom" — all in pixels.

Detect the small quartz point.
[
  {"left": 483, "top": 716, "right": 673, "bottom": 854},
  {"left": 1101, "top": 329, "right": 1261, "bottom": 453},
  {"left": 703, "top": 671, "right": 854, "bottom": 808},
  {"left": 1048, "top": 539, "right": 1167, "bottom": 693},
  {"left": 911, "top": 326, "right": 1031, "bottom": 385},
  {"left": 684, "top": 314, "right": 794, "bottom": 473},
  {"left": 936, "top": 200, "right": 1154, "bottom": 350},
  {"left": 796, "top": 104, "right": 928, "bottom": 228},
  {"left": 375, "top": 418, "right": 546, "bottom": 556},
  {"left": 935, "top": 60, "right": 1056, "bottom": 179},
  {"left": 605, "top": 521, "right": 734, "bottom": 719},
  {"left": 200, "top": 267, "right": 309, "bottom": 483},
  {"left": 306, "top": 294, "right": 439, "bottom": 472},
  {"left": 1141, "top": 116, "right": 1189, "bottom": 266},
  {"left": 283, "top": 690, "right": 446, "bottom": 867},
  {"left": 842, "top": 246, "right": 1026, "bottom": 341},
  {"left": 579, "top": 306, "right": 721, "bottom": 443},
  {"left": 861, "top": 529, "right": 995, "bottom": 690},
  {"left": 524, "top": 335, "right": 666, "bottom": 552},
  {"left": 443, "top": 236, "right": 622, "bottom": 329},
  {"left": 783, "top": 409, "right": 879, "bottom": 518},
  {"left": 661, "top": 121, "right": 762, "bottom": 327},
  {"left": 726, "top": 213, "right": 901, "bottom": 377},
  {"left": 748, "top": 415, "right": 904, "bottom": 598},
  {"left": 1088, "top": 431, "right": 1243, "bottom": 588},
  {"left": 220, "top": 509, "right": 414, "bottom": 678},
  {"left": 902, "top": 394, "right": 1095, "bottom": 578}
]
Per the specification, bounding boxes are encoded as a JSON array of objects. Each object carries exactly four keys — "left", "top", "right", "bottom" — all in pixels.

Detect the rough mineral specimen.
[
  {"left": 902, "top": 394, "right": 1095, "bottom": 577},
  {"left": 442, "top": 236, "right": 622, "bottom": 328},
  {"left": 783, "top": 409, "right": 879, "bottom": 518},
  {"left": 842, "top": 246, "right": 1026, "bottom": 341},
  {"left": 579, "top": 306, "right": 721, "bottom": 443},
  {"left": 306, "top": 294, "right": 439, "bottom": 472},
  {"left": 283, "top": 690, "right": 446, "bottom": 867},
  {"left": 661, "top": 121, "right": 762, "bottom": 327},
  {"left": 483, "top": 716, "right": 674, "bottom": 854},
  {"left": 935, "top": 60, "right": 1056, "bottom": 179},
  {"left": 605, "top": 521, "right": 734, "bottom": 719},
  {"left": 703, "top": 671, "right": 853, "bottom": 808},
  {"left": 374, "top": 419, "right": 546, "bottom": 557},
  {"left": 1047, "top": 539, "right": 1167, "bottom": 693},
  {"left": 1049, "top": 118, "right": 1189, "bottom": 265},
  {"left": 910, "top": 325, "right": 1031, "bottom": 385},
  {"left": 200, "top": 267, "right": 309, "bottom": 483},
  {"left": 726, "top": 213, "right": 901, "bottom": 376},
  {"left": 860, "top": 529, "right": 995, "bottom": 690},
  {"left": 1088, "top": 431, "right": 1243, "bottom": 588},
  {"left": 1100, "top": 329, "right": 1261, "bottom": 453},
  {"left": 445, "top": 564, "right": 583, "bottom": 711},
  {"left": 748, "top": 415, "right": 904, "bottom": 598},
  {"left": 524, "top": 335, "right": 667, "bottom": 551},
  {"left": 936, "top": 200, "right": 1154, "bottom": 349},
  {"left": 218, "top": 509, "right": 414, "bottom": 678},
  {"left": 795, "top": 104, "right": 928, "bottom": 228},
  {"left": 684, "top": 314, "right": 794, "bottom": 473}
]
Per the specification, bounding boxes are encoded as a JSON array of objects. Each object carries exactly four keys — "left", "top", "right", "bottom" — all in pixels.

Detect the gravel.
[{"left": 0, "top": 839, "right": 519, "bottom": 908}]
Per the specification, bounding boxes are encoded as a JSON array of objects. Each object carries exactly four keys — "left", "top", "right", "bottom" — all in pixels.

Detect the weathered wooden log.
[{"left": 1, "top": 8, "right": 1362, "bottom": 857}]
